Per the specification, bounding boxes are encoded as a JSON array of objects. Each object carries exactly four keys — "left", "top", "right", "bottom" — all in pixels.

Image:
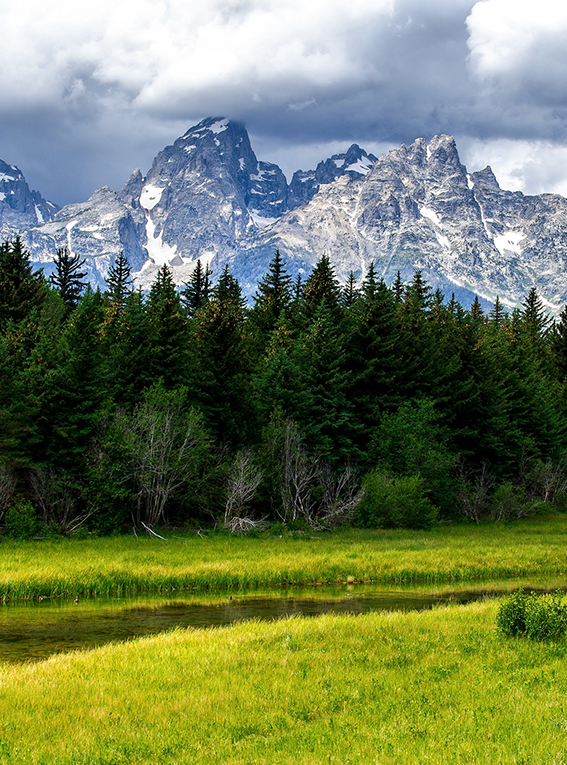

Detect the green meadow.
[
  {"left": 2, "top": 600, "right": 567, "bottom": 764},
  {"left": 2, "top": 517, "right": 567, "bottom": 763},
  {"left": 2, "top": 516, "right": 567, "bottom": 600}
]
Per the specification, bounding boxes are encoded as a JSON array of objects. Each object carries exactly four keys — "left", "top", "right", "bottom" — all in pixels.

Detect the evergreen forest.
[{"left": 1, "top": 237, "right": 567, "bottom": 536}]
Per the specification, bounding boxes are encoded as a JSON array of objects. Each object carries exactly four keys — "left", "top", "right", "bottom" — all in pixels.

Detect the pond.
[{"left": 2, "top": 576, "right": 566, "bottom": 663}]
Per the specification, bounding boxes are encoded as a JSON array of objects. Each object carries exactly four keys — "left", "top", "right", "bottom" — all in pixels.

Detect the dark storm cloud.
[{"left": 1, "top": 0, "right": 566, "bottom": 203}]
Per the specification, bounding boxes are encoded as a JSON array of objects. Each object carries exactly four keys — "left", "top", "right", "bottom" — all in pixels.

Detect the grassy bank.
[
  {"left": 1, "top": 599, "right": 567, "bottom": 763},
  {"left": 2, "top": 516, "right": 567, "bottom": 600}
]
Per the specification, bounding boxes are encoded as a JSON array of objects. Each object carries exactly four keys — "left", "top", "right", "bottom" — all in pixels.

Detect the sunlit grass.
[
  {"left": 1, "top": 516, "right": 567, "bottom": 600},
  {"left": 1, "top": 600, "right": 567, "bottom": 763}
]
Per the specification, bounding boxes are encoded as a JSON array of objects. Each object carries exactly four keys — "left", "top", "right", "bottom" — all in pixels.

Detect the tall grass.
[
  {"left": 1, "top": 599, "right": 567, "bottom": 763},
  {"left": 2, "top": 516, "right": 567, "bottom": 600}
]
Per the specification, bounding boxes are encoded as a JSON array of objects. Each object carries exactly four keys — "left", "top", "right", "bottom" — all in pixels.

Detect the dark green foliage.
[
  {"left": 497, "top": 589, "right": 567, "bottom": 641},
  {"left": 0, "top": 245, "right": 566, "bottom": 535},
  {"left": 193, "top": 265, "right": 253, "bottom": 445},
  {"left": 368, "top": 399, "right": 457, "bottom": 515},
  {"left": 341, "top": 271, "right": 359, "bottom": 309},
  {"left": 105, "top": 251, "right": 133, "bottom": 308},
  {"left": 249, "top": 250, "right": 293, "bottom": 341},
  {"left": 357, "top": 470, "right": 437, "bottom": 529},
  {"left": 496, "top": 589, "right": 529, "bottom": 636},
  {"left": 50, "top": 247, "right": 87, "bottom": 313},
  {"left": 295, "top": 303, "right": 356, "bottom": 465},
  {"left": 0, "top": 238, "right": 47, "bottom": 329},
  {"left": 301, "top": 254, "right": 342, "bottom": 325},
  {"left": 181, "top": 259, "right": 212, "bottom": 317},
  {"left": 4, "top": 498, "right": 40, "bottom": 539},
  {"left": 146, "top": 265, "right": 189, "bottom": 387},
  {"left": 346, "top": 269, "right": 401, "bottom": 455}
]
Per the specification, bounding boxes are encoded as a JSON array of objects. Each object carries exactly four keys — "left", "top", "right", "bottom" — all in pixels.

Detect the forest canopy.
[{"left": 1, "top": 240, "right": 566, "bottom": 537}]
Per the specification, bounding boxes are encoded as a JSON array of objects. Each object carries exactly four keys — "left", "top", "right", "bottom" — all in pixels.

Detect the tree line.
[{"left": 1, "top": 237, "right": 567, "bottom": 536}]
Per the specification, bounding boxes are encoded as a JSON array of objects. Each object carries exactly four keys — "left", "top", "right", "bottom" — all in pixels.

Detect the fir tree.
[
  {"left": 193, "top": 265, "right": 252, "bottom": 444},
  {"left": 249, "top": 250, "right": 293, "bottom": 339},
  {"left": 341, "top": 271, "right": 359, "bottom": 309},
  {"left": 146, "top": 265, "right": 189, "bottom": 387},
  {"left": 295, "top": 302, "right": 356, "bottom": 465},
  {"left": 521, "top": 287, "right": 551, "bottom": 350},
  {"left": 50, "top": 247, "right": 87, "bottom": 313},
  {"left": 301, "top": 254, "right": 342, "bottom": 325},
  {"left": 0, "top": 237, "right": 47, "bottom": 329},
  {"left": 392, "top": 270, "right": 404, "bottom": 303},
  {"left": 470, "top": 296, "right": 485, "bottom": 327},
  {"left": 345, "top": 275, "right": 401, "bottom": 460},
  {"left": 181, "top": 259, "right": 212, "bottom": 317},
  {"left": 489, "top": 296, "right": 506, "bottom": 328},
  {"left": 105, "top": 251, "right": 133, "bottom": 308}
]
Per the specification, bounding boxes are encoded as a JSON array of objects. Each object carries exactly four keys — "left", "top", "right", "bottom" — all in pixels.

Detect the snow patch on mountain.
[
  {"left": 493, "top": 231, "right": 524, "bottom": 256},
  {"left": 140, "top": 184, "right": 165, "bottom": 211}
]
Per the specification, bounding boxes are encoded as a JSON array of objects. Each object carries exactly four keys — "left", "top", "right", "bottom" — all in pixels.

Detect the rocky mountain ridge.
[
  {"left": 0, "top": 160, "right": 59, "bottom": 242},
  {"left": 5, "top": 118, "right": 567, "bottom": 310}
]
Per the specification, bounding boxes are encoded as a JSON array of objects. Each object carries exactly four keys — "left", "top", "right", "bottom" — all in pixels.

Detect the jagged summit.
[
  {"left": 12, "top": 120, "right": 567, "bottom": 311},
  {"left": 288, "top": 144, "right": 377, "bottom": 208},
  {"left": 0, "top": 160, "right": 59, "bottom": 241}
]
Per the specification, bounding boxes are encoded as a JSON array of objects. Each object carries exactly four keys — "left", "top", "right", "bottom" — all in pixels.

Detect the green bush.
[
  {"left": 525, "top": 592, "right": 567, "bottom": 641},
  {"left": 497, "top": 589, "right": 567, "bottom": 641},
  {"left": 490, "top": 482, "right": 536, "bottom": 521},
  {"left": 357, "top": 470, "right": 438, "bottom": 530},
  {"left": 496, "top": 588, "right": 528, "bottom": 636},
  {"left": 4, "top": 498, "right": 40, "bottom": 539},
  {"left": 367, "top": 399, "right": 457, "bottom": 517}
]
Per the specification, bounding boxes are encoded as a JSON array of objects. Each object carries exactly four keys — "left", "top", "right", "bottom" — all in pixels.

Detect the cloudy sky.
[{"left": 1, "top": 0, "right": 566, "bottom": 205}]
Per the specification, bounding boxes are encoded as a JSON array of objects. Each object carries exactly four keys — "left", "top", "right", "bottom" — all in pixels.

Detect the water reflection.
[{"left": 1, "top": 577, "right": 566, "bottom": 664}]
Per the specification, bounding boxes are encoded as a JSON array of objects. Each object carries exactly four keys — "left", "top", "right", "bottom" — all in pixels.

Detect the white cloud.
[
  {"left": 3, "top": 0, "right": 567, "bottom": 204},
  {"left": 0, "top": 0, "right": 395, "bottom": 115},
  {"left": 466, "top": 0, "right": 567, "bottom": 115},
  {"left": 459, "top": 137, "right": 567, "bottom": 197}
]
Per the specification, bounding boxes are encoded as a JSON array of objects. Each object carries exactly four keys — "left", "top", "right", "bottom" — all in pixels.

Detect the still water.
[{"left": 1, "top": 578, "right": 566, "bottom": 663}]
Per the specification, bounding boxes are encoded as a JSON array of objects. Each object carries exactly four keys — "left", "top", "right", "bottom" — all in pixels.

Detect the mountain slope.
[
  {"left": 0, "top": 160, "right": 59, "bottom": 241},
  {"left": 12, "top": 119, "right": 567, "bottom": 311},
  {"left": 232, "top": 135, "right": 567, "bottom": 310}
]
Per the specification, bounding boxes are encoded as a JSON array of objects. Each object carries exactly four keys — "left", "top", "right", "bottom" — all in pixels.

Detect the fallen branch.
[{"left": 140, "top": 521, "right": 166, "bottom": 540}]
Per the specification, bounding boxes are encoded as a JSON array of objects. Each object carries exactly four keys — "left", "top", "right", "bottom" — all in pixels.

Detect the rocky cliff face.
[
  {"left": 233, "top": 134, "right": 567, "bottom": 310},
  {"left": 0, "top": 160, "right": 59, "bottom": 242},
  {"left": 9, "top": 119, "right": 567, "bottom": 310}
]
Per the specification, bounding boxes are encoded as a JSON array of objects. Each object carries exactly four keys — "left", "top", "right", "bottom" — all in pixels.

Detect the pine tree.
[
  {"left": 341, "top": 271, "right": 359, "bottom": 309},
  {"left": 193, "top": 265, "right": 252, "bottom": 444},
  {"left": 146, "top": 265, "right": 189, "bottom": 387},
  {"left": 181, "top": 259, "right": 212, "bottom": 317},
  {"left": 301, "top": 254, "right": 342, "bottom": 325},
  {"left": 105, "top": 251, "right": 133, "bottom": 308},
  {"left": 398, "top": 270, "right": 435, "bottom": 397},
  {"left": 0, "top": 237, "right": 47, "bottom": 329},
  {"left": 249, "top": 250, "right": 293, "bottom": 339},
  {"left": 470, "top": 296, "right": 485, "bottom": 327},
  {"left": 489, "top": 296, "right": 506, "bottom": 328},
  {"left": 345, "top": 274, "right": 401, "bottom": 460},
  {"left": 295, "top": 302, "right": 356, "bottom": 465},
  {"left": 100, "top": 288, "right": 151, "bottom": 405},
  {"left": 50, "top": 247, "right": 87, "bottom": 313},
  {"left": 40, "top": 286, "right": 107, "bottom": 473},
  {"left": 521, "top": 287, "right": 551, "bottom": 354},
  {"left": 392, "top": 270, "right": 404, "bottom": 303}
]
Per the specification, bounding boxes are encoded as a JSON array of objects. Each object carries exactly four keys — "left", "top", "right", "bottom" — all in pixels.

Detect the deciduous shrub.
[
  {"left": 4, "top": 498, "right": 40, "bottom": 539},
  {"left": 496, "top": 588, "right": 528, "bottom": 636},
  {"left": 357, "top": 470, "right": 438, "bottom": 530},
  {"left": 525, "top": 592, "right": 567, "bottom": 641},
  {"left": 497, "top": 589, "right": 567, "bottom": 641}
]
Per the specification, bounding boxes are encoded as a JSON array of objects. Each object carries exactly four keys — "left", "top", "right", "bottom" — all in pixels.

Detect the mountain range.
[{"left": 4, "top": 117, "right": 567, "bottom": 311}]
